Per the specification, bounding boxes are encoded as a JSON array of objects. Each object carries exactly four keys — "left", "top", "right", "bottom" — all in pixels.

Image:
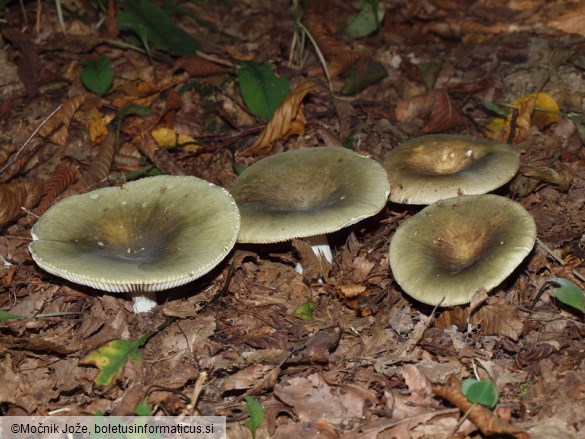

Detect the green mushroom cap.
[
  {"left": 29, "top": 175, "right": 240, "bottom": 294},
  {"left": 383, "top": 134, "right": 520, "bottom": 204},
  {"left": 389, "top": 194, "right": 536, "bottom": 306},
  {"left": 231, "top": 147, "right": 390, "bottom": 243}
]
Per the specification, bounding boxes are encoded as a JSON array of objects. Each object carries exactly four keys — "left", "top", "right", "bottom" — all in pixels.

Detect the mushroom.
[
  {"left": 230, "top": 147, "right": 390, "bottom": 276},
  {"left": 382, "top": 134, "right": 520, "bottom": 204},
  {"left": 389, "top": 194, "right": 536, "bottom": 306},
  {"left": 29, "top": 175, "right": 240, "bottom": 313}
]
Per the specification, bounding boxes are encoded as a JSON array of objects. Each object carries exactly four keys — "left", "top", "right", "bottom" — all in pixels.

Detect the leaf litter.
[{"left": 1, "top": 1, "right": 585, "bottom": 438}]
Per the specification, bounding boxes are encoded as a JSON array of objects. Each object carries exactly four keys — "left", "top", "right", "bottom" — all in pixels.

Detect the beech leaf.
[
  {"left": 80, "top": 55, "right": 113, "bottom": 95},
  {"left": 239, "top": 60, "right": 290, "bottom": 120},
  {"left": 80, "top": 332, "right": 154, "bottom": 385}
]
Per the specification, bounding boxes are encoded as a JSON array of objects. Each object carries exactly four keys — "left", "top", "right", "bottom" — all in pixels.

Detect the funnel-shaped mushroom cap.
[
  {"left": 389, "top": 194, "right": 536, "bottom": 306},
  {"left": 29, "top": 175, "right": 240, "bottom": 293},
  {"left": 383, "top": 134, "right": 520, "bottom": 204},
  {"left": 231, "top": 147, "right": 390, "bottom": 243}
]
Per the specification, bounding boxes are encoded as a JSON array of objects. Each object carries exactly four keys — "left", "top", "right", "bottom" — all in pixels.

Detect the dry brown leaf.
[
  {"left": 550, "top": 3, "right": 585, "bottom": 36},
  {"left": 434, "top": 376, "right": 531, "bottom": 439},
  {"left": 111, "top": 74, "right": 188, "bottom": 108},
  {"left": 471, "top": 303, "right": 525, "bottom": 341},
  {"left": 36, "top": 158, "right": 80, "bottom": 215},
  {"left": 247, "top": 81, "right": 316, "bottom": 153},
  {"left": 519, "top": 165, "right": 573, "bottom": 192},
  {"left": 292, "top": 238, "right": 332, "bottom": 281},
  {"left": 0, "top": 179, "right": 43, "bottom": 227},
  {"left": 38, "top": 94, "right": 87, "bottom": 146},
  {"left": 337, "top": 284, "right": 366, "bottom": 298},
  {"left": 274, "top": 373, "right": 376, "bottom": 429},
  {"left": 174, "top": 55, "right": 232, "bottom": 77},
  {"left": 138, "top": 132, "right": 187, "bottom": 176},
  {"left": 221, "top": 364, "right": 280, "bottom": 394},
  {"left": 395, "top": 90, "right": 465, "bottom": 133},
  {"left": 64, "top": 132, "right": 115, "bottom": 194},
  {"left": 305, "top": 18, "right": 361, "bottom": 78}
]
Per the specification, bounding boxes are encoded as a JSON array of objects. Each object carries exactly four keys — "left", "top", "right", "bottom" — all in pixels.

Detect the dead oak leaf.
[{"left": 247, "top": 81, "right": 316, "bottom": 153}]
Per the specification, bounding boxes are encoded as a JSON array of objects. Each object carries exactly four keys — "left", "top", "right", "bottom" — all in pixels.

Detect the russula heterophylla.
[
  {"left": 29, "top": 175, "right": 240, "bottom": 313},
  {"left": 230, "top": 147, "right": 390, "bottom": 276},
  {"left": 389, "top": 194, "right": 536, "bottom": 306},
  {"left": 382, "top": 134, "right": 520, "bottom": 204}
]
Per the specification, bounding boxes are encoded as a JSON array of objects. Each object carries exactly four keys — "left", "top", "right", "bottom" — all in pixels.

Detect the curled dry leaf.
[
  {"left": 395, "top": 90, "right": 465, "bottom": 133},
  {"left": 62, "top": 132, "right": 116, "bottom": 195},
  {"left": 174, "top": 55, "right": 232, "bottom": 77},
  {"left": 36, "top": 158, "right": 80, "bottom": 215},
  {"left": 305, "top": 18, "right": 361, "bottom": 78},
  {"left": 38, "top": 94, "right": 87, "bottom": 146},
  {"left": 519, "top": 165, "right": 572, "bottom": 192},
  {"left": 0, "top": 179, "right": 43, "bottom": 227},
  {"left": 138, "top": 131, "right": 187, "bottom": 175},
  {"left": 247, "top": 81, "right": 316, "bottom": 153},
  {"left": 434, "top": 376, "right": 531, "bottom": 439}
]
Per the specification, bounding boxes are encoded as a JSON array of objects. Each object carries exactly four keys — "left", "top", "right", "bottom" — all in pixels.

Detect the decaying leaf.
[
  {"left": 85, "top": 105, "right": 114, "bottom": 143},
  {"left": 487, "top": 92, "right": 561, "bottom": 142},
  {"left": 247, "top": 81, "right": 316, "bottom": 153},
  {"left": 550, "top": 3, "right": 585, "bottom": 36},
  {"left": 80, "top": 332, "right": 154, "bottom": 386},
  {"left": 305, "top": 18, "right": 361, "bottom": 78},
  {"left": 38, "top": 94, "right": 87, "bottom": 146},
  {"left": 0, "top": 179, "right": 43, "bottom": 227},
  {"left": 35, "top": 158, "right": 80, "bottom": 215},
  {"left": 138, "top": 131, "right": 187, "bottom": 175},
  {"left": 394, "top": 90, "right": 465, "bottom": 133},
  {"left": 174, "top": 55, "right": 232, "bottom": 77},
  {"left": 292, "top": 238, "right": 331, "bottom": 282},
  {"left": 274, "top": 373, "right": 376, "bottom": 429},
  {"left": 519, "top": 165, "right": 572, "bottom": 192},
  {"left": 151, "top": 127, "right": 199, "bottom": 151},
  {"left": 221, "top": 364, "right": 280, "bottom": 394},
  {"left": 68, "top": 131, "right": 116, "bottom": 193}
]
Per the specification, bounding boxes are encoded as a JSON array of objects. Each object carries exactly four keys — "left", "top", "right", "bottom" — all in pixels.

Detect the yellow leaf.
[
  {"left": 151, "top": 127, "right": 199, "bottom": 150},
  {"left": 86, "top": 107, "right": 114, "bottom": 143},
  {"left": 485, "top": 92, "right": 561, "bottom": 142}
]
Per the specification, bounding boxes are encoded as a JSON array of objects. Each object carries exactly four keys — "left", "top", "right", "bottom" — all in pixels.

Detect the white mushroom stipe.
[
  {"left": 294, "top": 234, "right": 333, "bottom": 276},
  {"left": 131, "top": 291, "right": 158, "bottom": 313},
  {"left": 231, "top": 147, "right": 390, "bottom": 281}
]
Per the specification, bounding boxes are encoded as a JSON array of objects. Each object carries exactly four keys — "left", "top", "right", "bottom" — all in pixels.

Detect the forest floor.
[{"left": 0, "top": 1, "right": 584, "bottom": 438}]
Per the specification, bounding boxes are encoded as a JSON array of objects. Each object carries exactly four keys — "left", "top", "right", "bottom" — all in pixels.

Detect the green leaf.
[
  {"left": 481, "top": 101, "right": 509, "bottom": 118},
  {"left": 117, "top": 0, "right": 201, "bottom": 56},
  {"left": 292, "top": 300, "right": 315, "bottom": 321},
  {"left": 244, "top": 396, "right": 265, "bottom": 439},
  {"left": 341, "top": 58, "right": 387, "bottom": 95},
  {"left": 80, "top": 332, "right": 155, "bottom": 385},
  {"left": 344, "top": 0, "right": 385, "bottom": 38},
  {"left": 135, "top": 398, "right": 152, "bottom": 416},
  {"left": 80, "top": 55, "right": 113, "bottom": 95},
  {"left": 0, "top": 310, "right": 27, "bottom": 321},
  {"left": 543, "top": 277, "right": 585, "bottom": 312},
  {"left": 462, "top": 379, "right": 499, "bottom": 408},
  {"left": 238, "top": 60, "right": 290, "bottom": 120}
]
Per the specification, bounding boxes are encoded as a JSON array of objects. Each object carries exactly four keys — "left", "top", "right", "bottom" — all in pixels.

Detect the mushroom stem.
[
  {"left": 295, "top": 234, "right": 333, "bottom": 275},
  {"left": 131, "top": 291, "right": 158, "bottom": 313}
]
